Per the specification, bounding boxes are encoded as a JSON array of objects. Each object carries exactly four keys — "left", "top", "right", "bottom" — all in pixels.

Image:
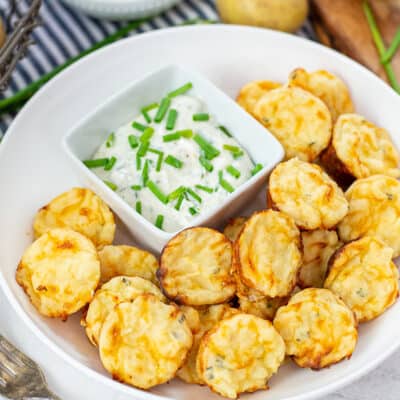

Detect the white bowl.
[
  {"left": 60, "top": 0, "right": 182, "bottom": 20},
  {"left": 63, "top": 64, "right": 284, "bottom": 253}
]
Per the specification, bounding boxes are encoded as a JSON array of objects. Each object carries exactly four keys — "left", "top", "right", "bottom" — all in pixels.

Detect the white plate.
[{"left": 1, "top": 25, "right": 400, "bottom": 400}]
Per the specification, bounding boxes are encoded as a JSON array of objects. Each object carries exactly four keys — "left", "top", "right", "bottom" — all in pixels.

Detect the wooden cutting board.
[{"left": 311, "top": 0, "right": 400, "bottom": 83}]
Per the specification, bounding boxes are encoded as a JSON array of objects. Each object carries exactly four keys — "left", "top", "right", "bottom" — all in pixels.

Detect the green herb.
[
  {"left": 167, "top": 82, "right": 193, "bottom": 98},
  {"left": 175, "top": 194, "right": 184, "bottom": 210},
  {"left": 189, "top": 207, "right": 198, "bottom": 215},
  {"left": 140, "top": 127, "right": 154, "bottom": 143},
  {"left": 166, "top": 109, "right": 178, "bottom": 130},
  {"left": 199, "top": 156, "right": 213, "bottom": 172},
  {"left": 154, "top": 97, "right": 171, "bottom": 123},
  {"left": 168, "top": 186, "right": 186, "bottom": 201},
  {"left": 137, "top": 141, "right": 150, "bottom": 157},
  {"left": 149, "top": 148, "right": 164, "bottom": 172},
  {"left": 251, "top": 163, "right": 263, "bottom": 176},
  {"left": 163, "top": 132, "right": 181, "bottom": 142},
  {"left": 165, "top": 155, "right": 183, "bottom": 168},
  {"left": 104, "top": 156, "right": 117, "bottom": 171},
  {"left": 83, "top": 158, "right": 109, "bottom": 168},
  {"left": 195, "top": 184, "right": 214, "bottom": 193},
  {"left": 132, "top": 121, "right": 147, "bottom": 132},
  {"left": 226, "top": 165, "right": 240, "bottom": 179},
  {"left": 136, "top": 201, "right": 142, "bottom": 214},
  {"left": 186, "top": 188, "right": 202, "bottom": 203},
  {"left": 146, "top": 180, "right": 168, "bottom": 204},
  {"left": 219, "top": 125, "right": 232, "bottom": 137},
  {"left": 218, "top": 171, "right": 234, "bottom": 193},
  {"left": 103, "top": 180, "right": 118, "bottom": 191},
  {"left": 142, "top": 160, "right": 150, "bottom": 185},
  {"left": 193, "top": 134, "right": 220, "bottom": 160},
  {"left": 178, "top": 129, "right": 193, "bottom": 138},
  {"left": 105, "top": 132, "right": 115, "bottom": 148},
  {"left": 155, "top": 214, "right": 164, "bottom": 229},
  {"left": 193, "top": 113, "right": 210, "bottom": 121},
  {"left": 128, "top": 135, "right": 139, "bottom": 149},
  {"left": 136, "top": 153, "right": 142, "bottom": 170},
  {"left": 131, "top": 185, "right": 142, "bottom": 191},
  {"left": 382, "top": 27, "right": 400, "bottom": 63},
  {"left": 223, "top": 144, "right": 244, "bottom": 158},
  {"left": 141, "top": 102, "right": 159, "bottom": 123}
]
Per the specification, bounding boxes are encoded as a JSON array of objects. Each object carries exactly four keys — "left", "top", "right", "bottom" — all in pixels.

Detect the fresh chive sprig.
[
  {"left": 83, "top": 158, "right": 109, "bottom": 168},
  {"left": 165, "top": 155, "right": 183, "bottom": 168},
  {"left": 155, "top": 214, "right": 164, "bottom": 229},
  {"left": 132, "top": 121, "right": 147, "bottom": 132},
  {"left": 166, "top": 109, "right": 178, "bottom": 130},
  {"left": 167, "top": 82, "right": 193, "bottom": 98},
  {"left": 146, "top": 180, "right": 168, "bottom": 204},
  {"left": 195, "top": 184, "right": 214, "bottom": 193},
  {"left": 104, "top": 180, "right": 118, "bottom": 191},
  {"left": 154, "top": 97, "right": 171, "bottom": 123},
  {"left": 186, "top": 188, "right": 202, "bottom": 203},
  {"left": 226, "top": 165, "right": 240, "bottom": 179},
  {"left": 218, "top": 171, "right": 234, "bottom": 193},
  {"left": 194, "top": 134, "right": 220, "bottom": 160},
  {"left": 163, "top": 132, "right": 181, "bottom": 142},
  {"left": 193, "top": 113, "right": 210, "bottom": 121},
  {"left": 128, "top": 135, "right": 139, "bottom": 149}
]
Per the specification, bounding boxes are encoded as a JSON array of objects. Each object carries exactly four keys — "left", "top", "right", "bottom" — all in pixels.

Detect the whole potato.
[{"left": 216, "top": 0, "right": 309, "bottom": 33}]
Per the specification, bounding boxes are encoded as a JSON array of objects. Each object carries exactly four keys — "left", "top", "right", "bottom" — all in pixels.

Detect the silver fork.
[{"left": 0, "top": 334, "right": 61, "bottom": 400}]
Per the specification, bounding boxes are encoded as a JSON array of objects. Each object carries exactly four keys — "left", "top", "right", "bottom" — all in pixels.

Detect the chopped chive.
[
  {"left": 219, "top": 125, "right": 232, "bottom": 137},
  {"left": 199, "top": 156, "right": 213, "bottom": 172},
  {"left": 137, "top": 141, "right": 150, "bottom": 157},
  {"left": 186, "top": 188, "right": 202, "bottom": 203},
  {"left": 140, "top": 127, "right": 154, "bottom": 143},
  {"left": 128, "top": 134, "right": 139, "bottom": 149},
  {"left": 165, "top": 155, "right": 183, "bottom": 169},
  {"left": 193, "top": 113, "right": 210, "bottom": 121},
  {"left": 146, "top": 180, "right": 168, "bottom": 204},
  {"left": 141, "top": 102, "right": 159, "bottom": 123},
  {"left": 251, "top": 163, "right": 263, "bottom": 176},
  {"left": 189, "top": 207, "right": 198, "bottom": 215},
  {"left": 132, "top": 121, "right": 147, "bottom": 132},
  {"left": 136, "top": 201, "right": 142, "bottom": 214},
  {"left": 131, "top": 185, "right": 142, "bottom": 191},
  {"left": 177, "top": 129, "right": 193, "bottom": 138},
  {"left": 226, "top": 165, "right": 241, "bottom": 179},
  {"left": 223, "top": 144, "right": 244, "bottom": 158},
  {"left": 105, "top": 132, "right": 115, "bottom": 148},
  {"left": 193, "top": 134, "right": 220, "bottom": 160},
  {"left": 103, "top": 180, "right": 118, "bottom": 191},
  {"left": 142, "top": 160, "right": 150, "bottom": 185},
  {"left": 167, "top": 82, "right": 193, "bottom": 98},
  {"left": 218, "top": 171, "right": 234, "bottom": 193},
  {"left": 142, "top": 111, "right": 151, "bottom": 124},
  {"left": 381, "top": 27, "right": 400, "bottom": 63},
  {"left": 163, "top": 132, "right": 181, "bottom": 142},
  {"left": 83, "top": 158, "right": 109, "bottom": 168},
  {"left": 175, "top": 194, "right": 184, "bottom": 210},
  {"left": 136, "top": 153, "right": 142, "bottom": 170},
  {"left": 104, "top": 156, "right": 117, "bottom": 171},
  {"left": 155, "top": 214, "right": 164, "bottom": 229},
  {"left": 195, "top": 184, "right": 214, "bottom": 193},
  {"left": 166, "top": 109, "right": 178, "bottom": 130},
  {"left": 154, "top": 97, "right": 171, "bottom": 123},
  {"left": 168, "top": 186, "right": 186, "bottom": 201},
  {"left": 149, "top": 148, "right": 164, "bottom": 172}
]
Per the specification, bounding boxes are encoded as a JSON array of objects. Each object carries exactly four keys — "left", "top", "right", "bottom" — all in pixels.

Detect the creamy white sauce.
[{"left": 91, "top": 94, "right": 255, "bottom": 232}]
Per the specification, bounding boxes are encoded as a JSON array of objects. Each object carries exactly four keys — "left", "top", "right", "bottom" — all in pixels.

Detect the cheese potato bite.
[
  {"left": 324, "top": 237, "right": 399, "bottom": 322},
  {"left": 99, "top": 294, "right": 192, "bottom": 389},
  {"left": 273, "top": 288, "right": 357, "bottom": 369},
  {"left": 268, "top": 158, "right": 349, "bottom": 230},
  {"left": 197, "top": 313, "right": 285, "bottom": 399},
  {"left": 254, "top": 86, "right": 332, "bottom": 161},
  {"left": 299, "top": 229, "right": 342, "bottom": 288},
  {"left": 288, "top": 68, "right": 354, "bottom": 122},
  {"left": 159, "top": 227, "right": 236, "bottom": 306},
  {"left": 83, "top": 276, "right": 165, "bottom": 346},
  {"left": 236, "top": 80, "right": 281, "bottom": 116},
  {"left": 238, "top": 296, "right": 288, "bottom": 320},
  {"left": 33, "top": 188, "right": 115, "bottom": 249},
  {"left": 98, "top": 245, "right": 158, "bottom": 284},
  {"left": 223, "top": 216, "right": 247, "bottom": 242},
  {"left": 338, "top": 175, "right": 400, "bottom": 257},
  {"left": 320, "top": 114, "right": 400, "bottom": 186},
  {"left": 236, "top": 210, "right": 302, "bottom": 297},
  {"left": 16, "top": 228, "right": 100, "bottom": 320}
]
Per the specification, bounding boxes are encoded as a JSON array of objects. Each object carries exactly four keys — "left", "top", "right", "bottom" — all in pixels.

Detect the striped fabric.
[{"left": 0, "top": 0, "right": 315, "bottom": 138}]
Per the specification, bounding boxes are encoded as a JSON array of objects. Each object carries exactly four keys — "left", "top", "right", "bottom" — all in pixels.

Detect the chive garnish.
[
  {"left": 226, "top": 165, "right": 241, "bottom": 179},
  {"left": 149, "top": 148, "right": 164, "bottom": 172},
  {"left": 195, "top": 184, "right": 214, "bottom": 193},
  {"left": 142, "top": 160, "right": 150, "bottom": 185},
  {"left": 189, "top": 207, "right": 198, "bottom": 215},
  {"left": 219, "top": 125, "right": 232, "bottom": 137},
  {"left": 166, "top": 109, "right": 178, "bottom": 130},
  {"left": 218, "top": 171, "right": 234, "bottom": 193},
  {"left": 167, "top": 82, "right": 193, "bottom": 98},
  {"left": 131, "top": 185, "right": 142, "bottom": 191},
  {"left": 165, "top": 155, "right": 183, "bottom": 168},
  {"left": 163, "top": 132, "right": 181, "bottom": 142},
  {"left": 141, "top": 103, "right": 159, "bottom": 123},
  {"left": 105, "top": 132, "right": 115, "bottom": 148},
  {"left": 104, "top": 156, "right": 117, "bottom": 171},
  {"left": 178, "top": 129, "right": 193, "bottom": 138},
  {"left": 137, "top": 141, "right": 150, "bottom": 157},
  {"left": 154, "top": 97, "right": 171, "bottom": 123},
  {"left": 251, "top": 163, "right": 263, "bottom": 176},
  {"left": 169, "top": 186, "right": 186, "bottom": 201},
  {"left": 146, "top": 180, "right": 168, "bottom": 204},
  {"left": 140, "top": 127, "right": 154, "bottom": 143},
  {"left": 193, "top": 113, "right": 210, "bottom": 121},
  {"left": 175, "top": 194, "right": 184, "bottom": 211},
  {"left": 136, "top": 201, "right": 142, "bottom": 214},
  {"left": 199, "top": 156, "right": 213, "bottom": 172},
  {"left": 128, "top": 134, "right": 139, "bottom": 149},
  {"left": 83, "top": 158, "right": 109, "bottom": 168},
  {"left": 103, "top": 180, "right": 118, "bottom": 191},
  {"left": 223, "top": 144, "right": 244, "bottom": 158},
  {"left": 186, "top": 188, "right": 202, "bottom": 203},
  {"left": 155, "top": 215, "right": 164, "bottom": 229},
  {"left": 132, "top": 121, "right": 147, "bottom": 132},
  {"left": 136, "top": 153, "right": 142, "bottom": 170},
  {"left": 193, "top": 134, "right": 220, "bottom": 160}
]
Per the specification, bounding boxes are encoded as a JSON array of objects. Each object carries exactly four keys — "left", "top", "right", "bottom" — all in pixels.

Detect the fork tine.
[{"left": 0, "top": 335, "right": 35, "bottom": 368}]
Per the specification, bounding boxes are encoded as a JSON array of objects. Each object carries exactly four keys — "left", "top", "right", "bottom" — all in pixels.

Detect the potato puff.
[
  {"left": 179, "top": 306, "right": 201, "bottom": 335},
  {"left": 238, "top": 296, "right": 288, "bottom": 320},
  {"left": 298, "top": 229, "right": 342, "bottom": 288},
  {"left": 338, "top": 175, "right": 400, "bottom": 257},
  {"left": 274, "top": 288, "right": 357, "bottom": 369},
  {"left": 16, "top": 228, "right": 100, "bottom": 320},
  {"left": 325, "top": 237, "right": 399, "bottom": 322},
  {"left": 159, "top": 227, "right": 236, "bottom": 306},
  {"left": 98, "top": 245, "right": 158, "bottom": 284},
  {"left": 254, "top": 86, "right": 332, "bottom": 162},
  {"left": 235, "top": 210, "right": 302, "bottom": 297},
  {"left": 197, "top": 313, "right": 285, "bottom": 399},
  {"left": 177, "top": 304, "right": 238, "bottom": 385},
  {"left": 288, "top": 68, "right": 354, "bottom": 121},
  {"left": 83, "top": 276, "right": 165, "bottom": 346},
  {"left": 236, "top": 80, "right": 281, "bottom": 116},
  {"left": 99, "top": 294, "right": 192, "bottom": 389},
  {"left": 223, "top": 216, "right": 247, "bottom": 242},
  {"left": 268, "top": 158, "right": 348, "bottom": 230},
  {"left": 33, "top": 187, "right": 115, "bottom": 249}
]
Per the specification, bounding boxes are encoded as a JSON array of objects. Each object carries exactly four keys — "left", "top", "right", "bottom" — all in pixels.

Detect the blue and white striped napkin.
[{"left": 0, "top": 0, "right": 315, "bottom": 137}]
